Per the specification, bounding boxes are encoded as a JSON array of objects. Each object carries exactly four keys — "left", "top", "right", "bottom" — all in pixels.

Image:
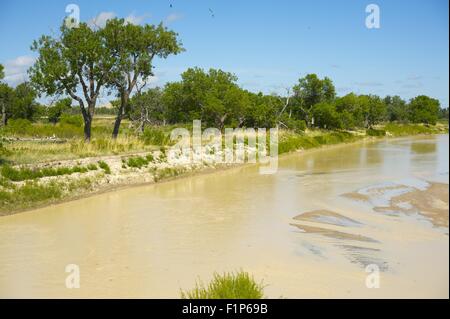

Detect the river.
[{"left": 0, "top": 135, "right": 448, "bottom": 298}]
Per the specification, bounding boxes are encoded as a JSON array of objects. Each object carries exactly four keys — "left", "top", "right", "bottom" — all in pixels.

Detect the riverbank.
[{"left": 0, "top": 123, "right": 447, "bottom": 216}]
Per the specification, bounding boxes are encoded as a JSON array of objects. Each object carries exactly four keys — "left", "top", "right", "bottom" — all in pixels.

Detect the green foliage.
[
  {"left": 365, "top": 95, "right": 387, "bottom": 127},
  {"left": 164, "top": 68, "right": 249, "bottom": 129},
  {"left": 47, "top": 98, "right": 72, "bottom": 124},
  {"left": 2, "top": 118, "right": 33, "bottom": 133},
  {"left": 181, "top": 271, "right": 265, "bottom": 299},
  {"left": 279, "top": 114, "right": 307, "bottom": 133},
  {"left": 439, "top": 107, "right": 449, "bottom": 120},
  {"left": 408, "top": 95, "right": 440, "bottom": 125},
  {"left": 60, "top": 114, "right": 83, "bottom": 127},
  {"left": 335, "top": 93, "right": 367, "bottom": 128},
  {"left": 0, "top": 83, "right": 14, "bottom": 123},
  {"left": 245, "top": 92, "right": 280, "bottom": 128},
  {"left": 385, "top": 95, "right": 409, "bottom": 123},
  {"left": 100, "top": 18, "right": 184, "bottom": 137},
  {"left": 29, "top": 22, "right": 118, "bottom": 140},
  {"left": 311, "top": 102, "right": 342, "bottom": 129},
  {"left": 0, "top": 82, "right": 39, "bottom": 124},
  {"left": 290, "top": 74, "right": 336, "bottom": 124},
  {"left": 293, "top": 74, "right": 336, "bottom": 109},
  {"left": 129, "top": 87, "right": 167, "bottom": 126},
  {"left": 11, "top": 82, "right": 38, "bottom": 121},
  {"left": 141, "top": 126, "right": 170, "bottom": 145},
  {"left": 97, "top": 160, "right": 111, "bottom": 174}
]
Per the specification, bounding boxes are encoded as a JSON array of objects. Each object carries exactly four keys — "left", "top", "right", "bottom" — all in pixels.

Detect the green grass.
[
  {"left": 126, "top": 154, "right": 155, "bottom": 168},
  {"left": 97, "top": 161, "right": 111, "bottom": 174},
  {"left": 0, "top": 181, "right": 63, "bottom": 213},
  {"left": 0, "top": 164, "right": 95, "bottom": 181},
  {"left": 141, "top": 126, "right": 171, "bottom": 146},
  {"left": 384, "top": 123, "right": 447, "bottom": 136},
  {"left": 366, "top": 128, "right": 386, "bottom": 136},
  {"left": 0, "top": 177, "right": 95, "bottom": 214},
  {"left": 278, "top": 131, "right": 361, "bottom": 154},
  {"left": 181, "top": 271, "right": 265, "bottom": 299},
  {"left": 0, "top": 118, "right": 114, "bottom": 139},
  {"left": 87, "top": 163, "right": 98, "bottom": 170},
  {"left": 153, "top": 167, "right": 186, "bottom": 182}
]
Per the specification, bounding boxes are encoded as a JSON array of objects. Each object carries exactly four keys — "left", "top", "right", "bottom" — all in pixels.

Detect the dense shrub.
[
  {"left": 141, "top": 127, "right": 170, "bottom": 146},
  {"left": 366, "top": 128, "right": 386, "bottom": 136},
  {"left": 60, "top": 114, "right": 83, "bottom": 127}
]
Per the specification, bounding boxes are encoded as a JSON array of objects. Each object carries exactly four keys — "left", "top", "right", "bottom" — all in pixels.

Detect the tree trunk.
[
  {"left": 112, "top": 92, "right": 128, "bottom": 139},
  {"left": 112, "top": 109, "right": 123, "bottom": 139},
  {"left": 84, "top": 117, "right": 92, "bottom": 142},
  {"left": 1, "top": 102, "right": 7, "bottom": 126},
  {"left": 80, "top": 101, "right": 93, "bottom": 142}
]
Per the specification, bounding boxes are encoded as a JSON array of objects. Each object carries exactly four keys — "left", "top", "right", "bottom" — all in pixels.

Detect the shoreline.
[{"left": 1, "top": 132, "right": 448, "bottom": 218}]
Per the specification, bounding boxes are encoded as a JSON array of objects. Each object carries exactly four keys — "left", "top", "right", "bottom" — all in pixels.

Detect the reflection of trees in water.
[
  {"left": 361, "top": 145, "right": 383, "bottom": 167},
  {"left": 410, "top": 142, "right": 437, "bottom": 154},
  {"left": 285, "top": 146, "right": 366, "bottom": 173}
]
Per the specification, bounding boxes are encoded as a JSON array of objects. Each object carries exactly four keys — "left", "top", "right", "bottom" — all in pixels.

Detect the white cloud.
[
  {"left": 2, "top": 55, "right": 35, "bottom": 86},
  {"left": 88, "top": 12, "right": 151, "bottom": 28},
  {"left": 165, "top": 13, "right": 184, "bottom": 24},
  {"left": 125, "top": 13, "right": 151, "bottom": 25},
  {"left": 354, "top": 81, "right": 383, "bottom": 87},
  {"left": 88, "top": 11, "right": 116, "bottom": 29}
]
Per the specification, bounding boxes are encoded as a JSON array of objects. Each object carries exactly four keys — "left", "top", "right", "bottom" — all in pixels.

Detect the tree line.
[{"left": 0, "top": 19, "right": 448, "bottom": 141}]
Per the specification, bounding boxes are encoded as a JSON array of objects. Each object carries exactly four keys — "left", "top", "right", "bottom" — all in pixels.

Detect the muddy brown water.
[{"left": 0, "top": 135, "right": 448, "bottom": 298}]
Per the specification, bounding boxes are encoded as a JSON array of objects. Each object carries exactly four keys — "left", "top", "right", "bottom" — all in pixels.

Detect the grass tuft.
[
  {"left": 180, "top": 271, "right": 265, "bottom": 299},
  {"left": 97, "top": 161, "right": 111, "bottom": 174}
]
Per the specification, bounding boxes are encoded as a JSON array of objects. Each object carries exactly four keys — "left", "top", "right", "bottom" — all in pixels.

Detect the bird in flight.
[{"left": 209, "top": 8, "right": 215, "bottom": 18}]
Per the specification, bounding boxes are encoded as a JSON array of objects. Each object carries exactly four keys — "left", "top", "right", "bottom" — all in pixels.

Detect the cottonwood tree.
[
  {"left": 129, "top": 87, "right": 166, "bottom": 132},
  {"left": 101, "top": 18, "right": 183, "bottom": 139},
  {"left": 292, "top": 74, "right": 336, "bottom": 125},
  {"left": 0, "top": 84, "right": 14, "bottom": 126},
  {"left": 164, "top": 68, "right": 248, "bottom": 129},
  {"left": 384, "top": 95, "right": 408, "bottom": 123},
  {"left": 29, "top": 23, "right": 115, "bottom": 141},
  {"left": 47, "top": 97, "right": 72, "bottom": 124},
  {"left": 0, "top": 64, "right": 8, "bottom": 126},
  {"left": 365, "top": 95, "right": 387, "bottom": 127},
  {"left": 335, "top": 93, "right": 369, "bottom": 129},
  {"left": 408, "top": 95, "right": 440, "bottom": 125},
  {"left": 11, "top": 82, "right": 38, "bottom": 121}
]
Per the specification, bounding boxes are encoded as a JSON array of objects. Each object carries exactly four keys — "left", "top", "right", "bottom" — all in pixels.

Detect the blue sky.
[{"left": 0, "top": 0, "right": 448, "bottom": 106}]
